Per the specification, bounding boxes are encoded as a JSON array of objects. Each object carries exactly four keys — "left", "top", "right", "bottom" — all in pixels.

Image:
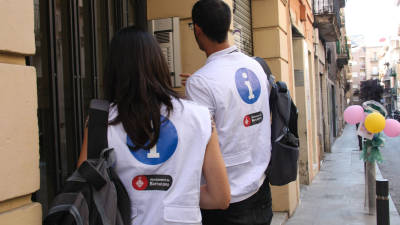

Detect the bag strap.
[
  {"left": 87, "top": 99, "right": 110, "bottom": 159},
  {"left": 254, "top": 56, "right": 276, "bottom": 90},
  {"left": 253, "top": 57, "right": 272, "bottom": 81},
  {"left": 253, "top": 56, "right": 276, "bottom": 105},
  {"left": 253, "top": 57, "right": 292, "bottom": 124},
  {"left": 44, "top": 192, "right": 89, "bottom": 225},
  {"left": 78, "top": 161, "right": 107, "bottom": 190}
]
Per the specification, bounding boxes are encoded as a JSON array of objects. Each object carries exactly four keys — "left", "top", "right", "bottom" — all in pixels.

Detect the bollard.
[
  {"left": 366, "top": 161, "right": 376, "bottom": 214},
  {"left": 376, "top": 179, "right": 389, "bottom": 225}
]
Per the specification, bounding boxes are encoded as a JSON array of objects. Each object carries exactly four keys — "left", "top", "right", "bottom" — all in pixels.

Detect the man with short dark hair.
[{"left": 184, "top": 0, "right": 273, "bottom": 224}]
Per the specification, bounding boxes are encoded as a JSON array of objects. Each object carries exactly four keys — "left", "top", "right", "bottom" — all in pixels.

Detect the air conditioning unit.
[{"left": 149, "top": 17, "right": 182, "bottom": 88}]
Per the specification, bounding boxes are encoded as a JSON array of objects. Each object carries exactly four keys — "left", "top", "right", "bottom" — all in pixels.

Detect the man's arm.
[{"left": 185, "top": 75, "right": 216, "bottom": 117}]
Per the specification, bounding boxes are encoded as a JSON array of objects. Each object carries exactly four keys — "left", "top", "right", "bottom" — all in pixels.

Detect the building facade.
[
  {"left": 0, "top": 1, "right": 41, "bottom": 224},
  {"left": 379, "top": 36, "right": 400, "bottom": 114},
  {"left": 365, "top": 46, "right": 382, "bottom": 79},
  {"left": 0, "top": 0, "right": 349, "bottom": 223},
  {"left": 349, "top": 46, "right": 367, "bottom": 105},
  {"left": 314, "top": 0, "right": 349, "bottom": 152},
  {"left": 350, "top": 37, "right": 400, "bottom": 114}
]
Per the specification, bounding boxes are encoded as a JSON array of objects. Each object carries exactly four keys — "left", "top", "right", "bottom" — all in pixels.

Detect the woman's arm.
[
  {"left": 77, "top": 126, "right": 88, "bottom": 168},
  {"left": 200, "top": 127, "right": 230, "bottom": 209}
]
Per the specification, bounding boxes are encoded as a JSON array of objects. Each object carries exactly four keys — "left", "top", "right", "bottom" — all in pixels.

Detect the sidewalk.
[{"left": 284, "top": 125, "right": 400, "bottom": 225}]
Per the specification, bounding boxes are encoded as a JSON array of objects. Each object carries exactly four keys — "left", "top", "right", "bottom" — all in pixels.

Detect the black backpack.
[
  {"left": 44, "top": 100, "right": 131, "bottom": 225},
  {"left": 254, "top": 57, "right": 300, "bottom": 186}
]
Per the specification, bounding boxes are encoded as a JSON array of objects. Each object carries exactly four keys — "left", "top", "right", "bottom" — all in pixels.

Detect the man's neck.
[{"left": 205, "top": 41, "right": 231, "bottom": 57}]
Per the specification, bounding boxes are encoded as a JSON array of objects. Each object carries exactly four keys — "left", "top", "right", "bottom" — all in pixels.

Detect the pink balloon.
[
  {"left": 344, "top": 105, "right": 364, "bottom": 125},
  {"left": 384, "top": 119, "right": 400, "bottom": 137}
]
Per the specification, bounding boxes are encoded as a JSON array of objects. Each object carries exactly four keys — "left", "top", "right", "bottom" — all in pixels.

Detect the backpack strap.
[
  {"left": 44, "top": 192, "right": 89, "bottom": 225},
  {"left": 253, "top": 57, "right": 272, "bottom": 80},
  {"left": 87, "top": 99, "right": 110, "bottom": 159},
  {"left": 253, "top": 56, "right": 277, "bottom": 106},
  {"left": 253, "top": 57, "right": 291, "bottom": 125},
  {"left": 253, "top": 57, "right": 275, "bottom": 90},
  {"left": 78, "top": 161, "right": 107, "bottom": 190}
]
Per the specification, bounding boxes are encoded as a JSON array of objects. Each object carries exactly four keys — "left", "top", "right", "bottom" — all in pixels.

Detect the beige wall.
[
  {"left": 315, "top": 35, "right": 328, "bottom": 156},
  {"left": 147, "top": 0, "right": 235, "bottom": 94},
  {"left": 289, "top": 0, "right": 314, "bottom": 48},
  {"left": 147, "top": 0, "right": 234, "bottom": 73},
  {"left": 0, "top": 0, "right": 35, "bottom": 54},
  {"left": 289, "top": 0, "right": 320, "bottom": 170},
  {"left": 289, "top": 0, "right": 321, "bottom": 184},
  {"left": 253, "top": 0, "right": 295, "bottom": 95},
  {"left": 293, "top": 38, "right": 314, "bottom": 185},
  {"left": 0, "top": 0, "right": 41, "bottom": 224},
  {"left": 309, "top": 51, "right": 320, "bottom": 173},
  {"left": 148, "top": 0, "right": 205, "bottom": 94},
  {"left": 252, "top": 0, "right": 300, "bottom": 215},
  {"left": 322, "top": 72, "right": 331, "bottom": 152}
]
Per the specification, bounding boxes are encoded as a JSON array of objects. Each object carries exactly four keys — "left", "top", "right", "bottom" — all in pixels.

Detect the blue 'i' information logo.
[
  {"left": 127, "top": 115, "right": 178, "bottom": 165},
  {"left": 235, "top": 68, "right": 261, "bottom": 104}
]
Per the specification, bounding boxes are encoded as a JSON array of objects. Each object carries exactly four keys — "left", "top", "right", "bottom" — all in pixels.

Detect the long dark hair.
[{"left": 104, "top": 26, "right": 180, "bottom": 150}]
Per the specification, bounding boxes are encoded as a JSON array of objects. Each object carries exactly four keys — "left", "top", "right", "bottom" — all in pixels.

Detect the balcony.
[
  {"left": 336, "top": 40, "right": 349, "bottom": 68},
  {"left": 313, "top": 0, "right": 342, "bottom": 41},
  {"left": 337, "top": 54, "right": 349, "bottom": 68}
]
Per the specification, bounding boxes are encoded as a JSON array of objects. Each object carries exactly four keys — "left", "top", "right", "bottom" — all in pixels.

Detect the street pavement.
[
  {"left": 284, "top": 125, "right": 400, "bottom": 225},
  {"left": 378, "top": 134, "right": 400, "bottom": 214}
]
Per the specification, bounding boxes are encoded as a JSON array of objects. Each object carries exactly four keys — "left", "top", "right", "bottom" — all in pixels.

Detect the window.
[
  {"left": 327, "top": 49, "right": 332, "bottom": 64},
  {"left": 372, "top": 66, "right": 379, "bottom": 75}
]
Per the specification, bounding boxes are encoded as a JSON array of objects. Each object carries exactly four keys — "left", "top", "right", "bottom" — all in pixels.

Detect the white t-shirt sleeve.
[{"left": 185, "top": 75, "right": 216, "bottom": 117}]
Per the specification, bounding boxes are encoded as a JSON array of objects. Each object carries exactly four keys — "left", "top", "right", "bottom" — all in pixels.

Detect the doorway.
[
  {"left": 29, "top": 0, "right": 147, "bottom": 215},
  {"left": 330, "top": 84, "right": 337, "bottom": 143}
]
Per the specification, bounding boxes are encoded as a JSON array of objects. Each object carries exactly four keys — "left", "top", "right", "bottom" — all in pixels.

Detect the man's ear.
[{"left": 194, "top": 24, "right": 202, "bottom": 37}]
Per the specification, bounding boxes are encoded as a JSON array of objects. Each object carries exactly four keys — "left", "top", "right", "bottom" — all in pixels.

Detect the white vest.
[
  {"left": 108, "top": 99, "right": 211, "bottom": 225},
  {"left": 186, "top": 46, "right": 271, "bottom": 203}
]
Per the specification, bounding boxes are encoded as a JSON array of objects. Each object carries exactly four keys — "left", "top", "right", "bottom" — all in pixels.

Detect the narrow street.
[
  {"left": 378, "top": 135, "right": 400, "bottom": 214},
  {"left": 1, "top": 0, "right": 400, "bottom": 224},
  {"left": 285, "top": 125, "right": 400, "bottom": 225}
]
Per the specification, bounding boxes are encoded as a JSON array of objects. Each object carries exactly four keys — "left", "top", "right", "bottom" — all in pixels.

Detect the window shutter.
[{"left": 233, "top": 0, "right": 253, "bottom": 56}]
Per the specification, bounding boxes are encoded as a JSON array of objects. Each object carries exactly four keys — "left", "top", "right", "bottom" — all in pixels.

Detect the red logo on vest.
[
  {"left": 243, "top": 115, "right": 252, "bottom": 127},
  {"left": 243, "top": 111, "right": 263, "bottom": 127},
  {"left": 132, "top": 175, "right": 148, "bottom": 190}
]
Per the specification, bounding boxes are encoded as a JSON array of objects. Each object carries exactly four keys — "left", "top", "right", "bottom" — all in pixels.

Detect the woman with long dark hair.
[{"left": 78, "top": 26, "right": 230, "bottom": 225}]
